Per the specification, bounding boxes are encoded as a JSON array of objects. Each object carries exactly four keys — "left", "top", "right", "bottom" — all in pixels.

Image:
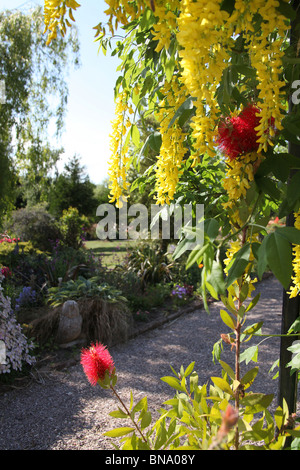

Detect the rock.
[{"left": 56, "top": 300, "right": 82, "bottom": 345}]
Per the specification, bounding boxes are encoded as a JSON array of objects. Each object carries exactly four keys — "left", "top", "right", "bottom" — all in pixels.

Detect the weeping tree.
[
  {"left": 43, "top": 0, "right": 300, "bottom": 450},
  {"left": 0, "top": 5, "right": 80, "bottom": 216}
]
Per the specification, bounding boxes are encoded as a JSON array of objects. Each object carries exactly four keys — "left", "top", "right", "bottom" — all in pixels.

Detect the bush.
[
  {"left": 58, "top": 206, "right": 89, "bottom": 249},
  {"left": 4, "top": 204, "right": 61, "bottom": 252},
  {"left": 124, "top": 241, "right": 175, "bottom": 287},
  {"left": 39, "top": 242, "right": 96, "bottom": 287},
  {"left": 47, "top": 275, "right": 128, "bottom": 308},
  {"left": 127, "top": 283, "right": 172, "bottom": 311}
]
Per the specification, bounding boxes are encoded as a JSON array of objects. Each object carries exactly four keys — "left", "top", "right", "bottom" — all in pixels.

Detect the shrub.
[
  {"left": 127, "top": 283, "right": 172, "bottom": 311},
  {"left": 4, "top": 204, "right": 61, "bottom": 252},
  {"left": 47, "top": 275, "right": 127, "bottom": 308},
  {"left": 124, "top": 241, "right": 175, "bottom": 287},
  {"left": 40, "top": 242, "right": 96, "bottom": 287},
  {"left": 58, "top": 206, "right": 89, "bottom": 249}
]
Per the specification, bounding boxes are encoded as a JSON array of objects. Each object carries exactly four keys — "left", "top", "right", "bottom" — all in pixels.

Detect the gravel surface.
[{"left": 1, "top": 275, "right": 299, "bottom": 450}]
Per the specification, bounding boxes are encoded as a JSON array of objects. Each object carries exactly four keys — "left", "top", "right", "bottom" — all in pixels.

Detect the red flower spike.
[
  {"left": 81, "top": 342, "right": 115, "bottom": 386},
  {"left": 217, "top": 104, "right": 274, "bottom": 160}
]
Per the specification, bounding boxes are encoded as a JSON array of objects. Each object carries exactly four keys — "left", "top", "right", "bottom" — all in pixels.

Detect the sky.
[{"left": 0, "top": 0, "right": 121, "bottom": 184}]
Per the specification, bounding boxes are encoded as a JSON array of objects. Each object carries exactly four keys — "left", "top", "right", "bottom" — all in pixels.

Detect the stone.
[{"left": 56, "top": 300, "right": 82, "bottom": 345}]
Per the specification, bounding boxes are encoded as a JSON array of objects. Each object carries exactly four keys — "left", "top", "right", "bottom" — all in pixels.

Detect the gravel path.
[{"left": 1, "top": 275, "right": 299, "bottom": 450}]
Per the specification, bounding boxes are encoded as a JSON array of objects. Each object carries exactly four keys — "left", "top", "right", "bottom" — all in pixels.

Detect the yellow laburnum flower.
[
  {"left": 154, "top": 78, "right": 188, "bottom": 205},
  {"left": 222, "top": 152, "right": 259, "bottom": 227},
  {"left": 107, "top": 91, "right": 132, "bottom": 208},
  {"left": 289, "top": 211, "right": 300, "bottom": 299},
  {"left": 43, "top": 0, "right": 80, "bottom": 43}
]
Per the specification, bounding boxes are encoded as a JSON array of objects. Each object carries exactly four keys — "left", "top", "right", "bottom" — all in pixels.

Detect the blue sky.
[{"left": 0, "top": 0, "right": 120, "bottom": 184}]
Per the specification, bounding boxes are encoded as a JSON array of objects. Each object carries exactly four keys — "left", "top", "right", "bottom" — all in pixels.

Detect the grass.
[{"left": 84, "top": 239, "right": 135, "bottom": 267}]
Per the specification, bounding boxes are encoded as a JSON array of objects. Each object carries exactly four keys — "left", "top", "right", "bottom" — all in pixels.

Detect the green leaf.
[
  {"left": 184, "top": 362, "right": 195, "bottom": 377},
  {"left": 104, "top": 427, "right": 135, "bottom": 438},
  {"left": 287, "top": 340, "right": 300, "bottom": 375},
  {"left": 220, "top": 309, "right": 237, "bottom": 330},
  {"left": 219, "top": 360, "right": 235, "bottom": 381},
  {"left": 241, "top": 367, "right": 259, "bottom": 388},
  {"left": 109, "top": 408, "right": 129, "bottom": 419},
  {"left": 245, "top": 293, "right": 261, "bottom": 312},
  {"left": 206, "top": 260, "right": 226, "bottom": 296},
  {"left": 140, "top": 411, "right": 152, "bottom": 429},
  {"left": 204, "top": 218, "right": 220, "bottom": 241},
  {"left": 168, "top": 96, "right": 196, "bottom": 128},
  {"left": 257, "top": 237, "right": 268, "bottom": 279},
  {"left": 130, "top": 124, "right": 140, "bottom": 146},
  {"left": 288, "top": 317, "right": 300, "bottom": 333},
  {"left": 241, "top": 393, "right": 274, "bottom": 409},
  {"left": 211, "top": 376, "right": 234, "bottom": 396},
  {"left": 287, "top": 171, "right": 300, "bottom": 205},
  {"left": 276, "top": 0, "right": 296, "bottom": 20},
  {"left": 242, "top": 321, "right": 263, "bottom": 338},
  {"left": 265, "top": 232, "right": 292, "bottom": 289},
  {"left": 255, "top": 175, "right": 281, "bottom": 200},
  {"left": 131, "top": 396, "right": 148, "bottom": 416},
  {"left": 276, "top": 226, "right": 300, "bottom": 245},
  {"left": 240, "top": 345, "right": 258, "bottom": 364},
  {"left": 226, "top": 243, "right": 251, "bottom": 287},
  {"left": 185, "top": 243, "right": 208, "bottom": 269},
  {"left": 160, "top": 376, "right": 186, "bottom": 392},
  {"left": 148, "top": 131, "right": 162, "bottom": 153}
]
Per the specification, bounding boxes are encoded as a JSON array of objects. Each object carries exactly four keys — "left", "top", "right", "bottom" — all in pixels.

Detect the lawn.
[{"left": 84, "top": 239, "right": 136, "bottom": 267}]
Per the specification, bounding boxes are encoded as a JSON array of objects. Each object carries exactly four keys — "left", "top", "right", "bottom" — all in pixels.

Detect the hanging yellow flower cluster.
[
  {"left": 222, "top": 152, "right": 259, "bottom": 228},
  {"left": 107, "top": 91, "right": 133, "bottom": 208},
  {"left": 43, "top": 0, "right": 80, "bottom": 45},
  {"left": 176, "top": 0, "right": 289, "bottom": 162},
  {"left": 100, "top": 0, "right": 146, "bottom": 36},
  {"left": 289, "top": 211, "right": 300, "bottom": 299},
  {"left": 176, "top": 0, "right": 231, "bottom": 162},
  {"left": 151, "top": 2, "right": 179, "bottom": 53},
  {"left": 228, "top": 0, "right": 287, "bottom": 153},
  {"left": 154, "top": 78, "right": 188, "bottom": 205}
]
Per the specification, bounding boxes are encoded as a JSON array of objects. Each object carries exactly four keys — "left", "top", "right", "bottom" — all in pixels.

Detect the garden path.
[{"left": 0, "top": 275, "right": 299, "bottom": 450}]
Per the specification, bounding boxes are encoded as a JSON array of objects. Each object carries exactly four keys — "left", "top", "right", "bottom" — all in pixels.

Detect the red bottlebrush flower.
[
  {"left": 217, "top": 104, "right": 274, "bottom": 160},
  {"left": 81, "top": 342, "right": 115, "bottom": 386}
]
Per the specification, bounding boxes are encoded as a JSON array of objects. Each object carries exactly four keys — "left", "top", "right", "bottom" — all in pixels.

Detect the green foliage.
[
  {"left": 39, "top": 244, "right": 96, "bottom": 288},
  {"left": 47, "top": 275, "right": 127, "bottom": 308},
  {"left": 58, "top": 206, "right": 89, "bottom": 250},
  {"left": 4, "top": 204, "right": 61, "bottom": 252},
  {"left": 0, "top": 6, "right": 79, "bottom": 222},
  {"left": 125, "top": 241, "right": 174, "bottom": 287},
  {"left": 104, "top": 362, "right": 300, "bottom": 450},
  {"left": 127, "top": 283, "right": 172, "bottom": 312},
  {"left": 49, "top": 156, "right": 98, "bottom": 218}
]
